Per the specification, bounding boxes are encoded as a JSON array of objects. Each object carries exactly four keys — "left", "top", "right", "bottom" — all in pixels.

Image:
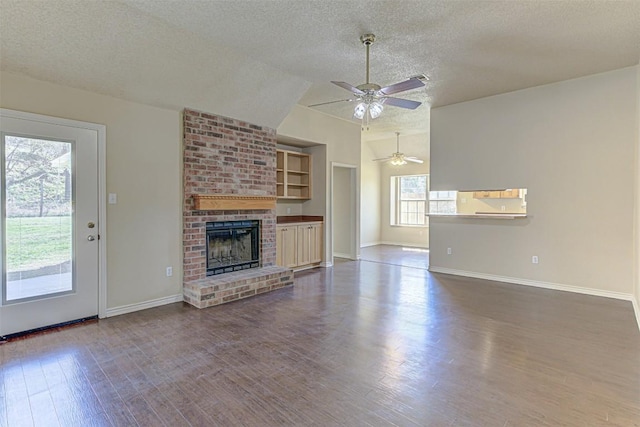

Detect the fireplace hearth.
[{"left": 206, "top": 220, "right": 260, "bottom": 276}]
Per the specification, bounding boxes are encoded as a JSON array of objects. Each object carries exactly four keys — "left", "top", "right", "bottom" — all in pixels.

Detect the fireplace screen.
[{"left": 206, "top": 220, "right": 260, "bottom": 276}]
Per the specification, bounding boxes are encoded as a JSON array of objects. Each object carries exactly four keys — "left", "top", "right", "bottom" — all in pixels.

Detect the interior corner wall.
[
  {"left": 430, "top": 67, "right": 637, "bottom": 297},
  {"left": 360, "top": 140, "right": 381, "bottom": 247},
  {"left": 634, "top": 63, "right": 640, "bottom": 329},
  {"left": 0, "top": 71, "right": 183, "bottom": 310},
  {"left": 277, "top": 105, "right": 361, "bottom": 264},
  {"left": 332, "top": 166, "right": 354, "bottom": 257},
  {"left": 379, "top": 160, "right": 430, "bottom": 249}
]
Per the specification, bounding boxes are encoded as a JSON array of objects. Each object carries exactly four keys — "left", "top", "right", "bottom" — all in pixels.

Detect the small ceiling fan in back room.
[
  {"left": 374, "top": 132, "right": 424, "bottom": 166},
  {"left": 309, "top": 34, "right": 428, "bottom": 130}
]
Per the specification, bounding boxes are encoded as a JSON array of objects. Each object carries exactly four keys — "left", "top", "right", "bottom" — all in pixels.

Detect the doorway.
[
  {"left": 331, "top": 163, "right": 357, "bottom": 262},
  {"left": 0, "top": 109, "right": 105, "bottom": 337}
]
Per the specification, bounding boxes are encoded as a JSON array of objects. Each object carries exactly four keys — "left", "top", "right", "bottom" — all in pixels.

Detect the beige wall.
[
  {"left": 332, "top": 166, "right": 354, "bottom": 257},
  {"left": 278, "top": 105, "right": 361, "bottom": 264},
  {"left": 380, "top": 161, "right": 430, "bottom": 248},
  {"left": 1, "top": 72, "right": 183, "bottom": 310},
  {"left": 360, "top": 141, "right": 381, "bottom": 247},
  {"left": 635, "top": 63, "right": 640, "bottom": 327},
  {"left": 430, "top": 67, "right": 637, "bottom": 296}
]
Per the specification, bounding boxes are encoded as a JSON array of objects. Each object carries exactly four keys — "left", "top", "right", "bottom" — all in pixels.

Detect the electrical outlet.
[
  {"left": 461, "top": 198, "right": 467, "bottom": 203},
  {"left": 532, "top": 256, "right": 538, "bottom": 264},
  {"left": 166, "top": 266, "right": 173, "bottom": 277},
  {"left": 108, "top": 193, "right": 117, "bottom": 204},
  {"left": 447, "top": 248, "right": 452, "bottom": 255},
  {"left": 501, "top": 205, "right": 506, "bottom": 212}
]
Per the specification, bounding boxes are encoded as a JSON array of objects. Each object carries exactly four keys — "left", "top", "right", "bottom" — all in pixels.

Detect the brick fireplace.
[{"left": 182, "top": 109, "right": 293, "bottom": 308}]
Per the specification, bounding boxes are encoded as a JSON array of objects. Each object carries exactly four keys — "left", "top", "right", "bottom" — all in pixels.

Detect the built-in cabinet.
[
  {"left": 276, "top": 221, "right": 323, "bottom": 270},
  {"left": 276, "top": 225, "right": 298, "bottom": 268},
  {"left": 473, "top": 189, "right": 520, "bottom": 199},
  {"left": 277, "top": 149, "right": 311, "bottom": 200}
]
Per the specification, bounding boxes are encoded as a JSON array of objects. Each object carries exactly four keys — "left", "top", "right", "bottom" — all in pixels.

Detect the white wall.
[
  {"left": 380, "top": 161, "right": 430, "bottom": 249},
  {"left": 278, "top": 106, "right": 361, "bottom": 265},
  {"left": 430, "top": 67, "right": 637, "bottom": 298},
  {"left": 1, "top": 72, "right": 183, "bottom": 310},
  {"left": 360, "top": 141, "right": 381, "bottom": 247}
]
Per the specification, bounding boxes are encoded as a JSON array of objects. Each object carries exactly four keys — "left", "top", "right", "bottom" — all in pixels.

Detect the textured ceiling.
[{"left": 2, "top": 0, "right": 639, "bottom": 143}]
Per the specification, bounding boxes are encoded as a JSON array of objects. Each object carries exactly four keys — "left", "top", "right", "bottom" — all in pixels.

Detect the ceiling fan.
[
  {"left": 309, "top": 34, "right": 426, "bottom": 128},
  {"left": 374, "top": 132, "right": 424, "bottom": 165}
]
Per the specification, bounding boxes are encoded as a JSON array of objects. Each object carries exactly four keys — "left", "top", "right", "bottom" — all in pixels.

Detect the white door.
[{"left": 0, "top": 110, "right": 101, "bottom": 337}]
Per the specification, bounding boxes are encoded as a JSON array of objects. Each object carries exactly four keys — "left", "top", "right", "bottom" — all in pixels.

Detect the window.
[
  {"left": 429, "top": 190, "right": 457, "bottom": 214},
  {"left": 391, "top": 175, "right": 427, "bottom": 226}
]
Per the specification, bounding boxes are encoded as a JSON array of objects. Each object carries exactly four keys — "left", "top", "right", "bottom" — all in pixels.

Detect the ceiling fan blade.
[
  {"left": 406, "top": 157, "right": 424, "bottom": 164},
  {"left": 308, "top": 98, "right": 353, "bottom": 108},
  {"left": 372, "top": 156, "right": 393, "bottom": 162},
  {"left": 331, "top": 81, "right": 365, "bottom": 95},
  {"left": 378, "top": 78, "right": 425, "bottom": 96},
  {"left": 382, "top": 96, "right": 422, "bottom": 110}
]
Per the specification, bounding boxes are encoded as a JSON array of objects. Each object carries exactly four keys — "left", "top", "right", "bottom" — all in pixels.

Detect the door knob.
[
  {"left": 87, "top": 235, "right": 95, "bottom": 241},
  {"left": 88, "top": 221, "right": 95, "bottom": 228}
]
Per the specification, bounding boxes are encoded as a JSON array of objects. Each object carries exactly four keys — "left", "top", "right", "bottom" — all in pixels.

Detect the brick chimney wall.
[{"left": 183, "top": 109, "right": 277, "bottom": 283}]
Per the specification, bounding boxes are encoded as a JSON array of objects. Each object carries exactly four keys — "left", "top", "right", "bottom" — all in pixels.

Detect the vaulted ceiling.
[{"left": 1, "top": 0, "right": 639, "bottom": 145}]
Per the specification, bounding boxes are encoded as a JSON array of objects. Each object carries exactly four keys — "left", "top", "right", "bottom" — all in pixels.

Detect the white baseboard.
[
  {"left": 320, "top": 261, "right": 333, "bottom": 268},
  {"left": 334, "top": 252, "right": 355, "bottom": 259},
  {"left": 105, "top": 293, "right": 183, "bottom": 318},
  {"left": 360, "top": 241, "right": 430, "bottom": 249},
  {"left": 379, "top": 241, "right": 429, "bottom": 249},
  {"left": 428, "top": 267, "right": 635, "bottom": 302},
  {"left": 360, "top": 241, "right": 382, "bottom": 248},
  {"left": 632, "top": 295, "right": 640, "bottom": 332}
]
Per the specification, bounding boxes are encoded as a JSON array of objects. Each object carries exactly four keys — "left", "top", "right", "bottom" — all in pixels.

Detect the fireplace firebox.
[{"left": 206, "top": 220, "right": 260, "bottom": 276}]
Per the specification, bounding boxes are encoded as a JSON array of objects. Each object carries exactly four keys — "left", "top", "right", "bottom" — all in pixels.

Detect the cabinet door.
[
  {"left": 276, "top": 226, "right": 297, "bottom": 268},
  {"left": 297, "top": 225, "right": 311, "bottom": 266},
  {"left": 500, "top": 189, "right": 519, "bottom": 198},
  {"left": 473, "top": 191, "right": 490, "bottom": 198},
  {"left": 309, "top": 223, "right": 323, "bottom": 264}
]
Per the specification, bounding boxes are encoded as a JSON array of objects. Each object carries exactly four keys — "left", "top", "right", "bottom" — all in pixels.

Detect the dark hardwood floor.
[{"left": 1, "top": 254, "right": 639, "bottom": 426}]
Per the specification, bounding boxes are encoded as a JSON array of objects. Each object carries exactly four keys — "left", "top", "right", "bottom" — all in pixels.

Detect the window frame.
[{"left": 390, "top": 174, "right": 429, "bottom": 227}]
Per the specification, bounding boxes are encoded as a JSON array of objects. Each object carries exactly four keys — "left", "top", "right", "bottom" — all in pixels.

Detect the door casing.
[{"left": 0, "top": 108, "right": 107, "bottom": 321}]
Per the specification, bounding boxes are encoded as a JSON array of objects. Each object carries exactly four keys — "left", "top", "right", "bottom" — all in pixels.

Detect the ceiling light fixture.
[
  {"left": 389, "top": 153, "right": 407, "bottom": 166},
  {"left": 373, "top": 132, "right": 424, "bottom": 165},
  {"left": 353, "top": 98, "right": 384, "bottom": 127}
]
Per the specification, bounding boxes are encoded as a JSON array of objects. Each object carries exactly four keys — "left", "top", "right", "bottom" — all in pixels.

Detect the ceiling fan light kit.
[
  {"left": 311, "top": 33, "right": 426, "bottom": 130},
  {"left": 390, "top": 154, "right": 408, "bottom": 166}
]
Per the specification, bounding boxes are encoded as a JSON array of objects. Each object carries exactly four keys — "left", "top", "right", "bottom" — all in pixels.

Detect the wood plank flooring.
[{"left": 1, "top": 250, "right": 639, "bottom": 426}]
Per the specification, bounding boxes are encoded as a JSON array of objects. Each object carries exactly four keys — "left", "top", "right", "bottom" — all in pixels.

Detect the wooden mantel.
[{"left": 193, "top": 194, "right": 277, "bottom": 211}]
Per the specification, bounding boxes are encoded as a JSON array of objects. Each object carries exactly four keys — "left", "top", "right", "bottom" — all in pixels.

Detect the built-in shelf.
[{"left": 277, "top": 149, "right": 311, "bottom": 199}]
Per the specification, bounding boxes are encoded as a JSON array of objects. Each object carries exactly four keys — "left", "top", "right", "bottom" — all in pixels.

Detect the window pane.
[
  {"left": 400, "top": 176, "right": 427, "bottom": 200},
  {"left": 4, "top": 136, "right": 73, "bottom": 301},
  {"left": 395, "top": 175, "right": 429, "bottom": 225}
]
